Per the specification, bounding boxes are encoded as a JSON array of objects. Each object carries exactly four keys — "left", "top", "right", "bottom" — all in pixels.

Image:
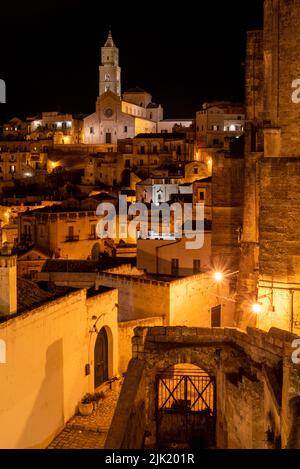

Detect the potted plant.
[
  {"left": 91, "top": 391, "right": 105, "bottom": 410},
  {"left": 78, "top": 393, "right": 93, "bottom": 416}
]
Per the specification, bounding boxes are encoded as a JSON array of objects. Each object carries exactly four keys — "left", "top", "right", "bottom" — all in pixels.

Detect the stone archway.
[
  {"left": 144, "top": 346, "right": 220, "bottom": 448},
  {"left": 91, "top": 242, "right": 101, "bottom": 261},
  {"left": 156, "top": 363, "right": 216, "bottom": 448}
]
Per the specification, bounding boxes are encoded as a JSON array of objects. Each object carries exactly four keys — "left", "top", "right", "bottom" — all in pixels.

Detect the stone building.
[
  {"left": 0, "top": 250, "right": 167, "bottom": 448},
  {"left": 81, "top": 132, "right": 199, "bottom": 187},
  {"left": 18, "top": 204, "right": 103, "bottom": 260},
  {"left": 0, "top": 140, "right": 49, "bottom": 184},
  {"left": 235, "top": 0, "right": 300, "bottom": 334},
  {"left": 16, "top": 246, "right": 50, "bottom": 280},
  {"left": 1, "top": 117, "right": 28, "bottom": 138},
  {"left": 0, "top": 250, "right": 119, "bottom": 448},
  {"left": 136, "top": 231, "right": 211, "bottom": 277},
  {"left": 196, "top": 101, "right": 245, "bottom": 153},
  {"left": 83, "top": 31, "right": 162, "bottom": 145},
  {"left": 157, "top": 118, "right": 194, "bottom": 134},
  {"left": 29, "top": 112, "right": 84, "bottom": 144},
  {"left": 105, "top": 325, "right": 300, "bottom": 449}
]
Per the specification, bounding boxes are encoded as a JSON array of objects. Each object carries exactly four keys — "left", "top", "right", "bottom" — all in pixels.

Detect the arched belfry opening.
[{"left": 156, "top": 364, "right": 216, "bottom": 448}]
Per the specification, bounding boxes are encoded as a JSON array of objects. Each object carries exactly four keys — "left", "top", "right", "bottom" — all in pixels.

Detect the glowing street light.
[
  {"left": 213, "top": 271, "right": 224, "bottom": 282},
  {"left": 252, "top": 303, "right": 262, "bottom": 314}
]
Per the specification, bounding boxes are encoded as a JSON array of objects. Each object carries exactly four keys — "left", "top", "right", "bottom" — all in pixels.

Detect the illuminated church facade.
[{"left": 84, "top": 31, "right": 163, "bottom": 145}]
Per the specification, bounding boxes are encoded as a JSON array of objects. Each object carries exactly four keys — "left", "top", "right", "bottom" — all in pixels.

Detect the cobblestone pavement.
[{"left": 48, "top": 384, "right": 122, "bottom": 449}]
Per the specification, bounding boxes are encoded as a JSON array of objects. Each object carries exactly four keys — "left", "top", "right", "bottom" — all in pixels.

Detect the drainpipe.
[{"left": 290, "top": 290, "right": 294, "bottom": 334}]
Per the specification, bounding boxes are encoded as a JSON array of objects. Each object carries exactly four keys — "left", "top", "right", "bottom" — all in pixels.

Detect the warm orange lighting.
[
  {"left": 213, "top": 271, "right": 224, "bottom": 282},
  {"left": 252, "top": 303, "right": 262, "bottom": 314}
]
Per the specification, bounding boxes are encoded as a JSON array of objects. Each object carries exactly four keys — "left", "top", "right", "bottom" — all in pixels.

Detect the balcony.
[{"left": 65, "top": 235, "right": 79, "bottom": 242}]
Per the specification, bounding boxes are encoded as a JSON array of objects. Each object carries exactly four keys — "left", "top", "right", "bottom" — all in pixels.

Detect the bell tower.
[{"left": 99, "top": 29, "right": 121, "bottom": 97}]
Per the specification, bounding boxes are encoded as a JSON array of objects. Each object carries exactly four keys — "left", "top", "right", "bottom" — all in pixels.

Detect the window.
[
  {"left": 150, "top": 112, "right": 153, "bottom": 119},
  {"left": 153, "top": 160, "right": 158, "bottom": 165},
  {"left": 125, "top": 159, "right": 130, "bottom": 168},
  {"left": 153, "top": 145, "right": 158, "bottom": 154},
  {"left": 139, "top": 160, "right": 144, "bottom": 166},
  {"left": 90, "top": 127, "right": 94, "bottom": 134},
  {"left": 171, "top": 258, "right": 179, "bottom": 276},
  {"left": 211, "top": 305, "right": 221, "bottom": 327},
  {"left": 194, "top": 168, "right": 198, "bottom": 175},
  {"left": 140, "top": 146, "right": 145, "bottom": 154},
  {"left": 124, "top": 126, "right": 127, "bottom": 133},
  {"left": 10, "top": 165, "right": 16, "bottom": 173},
  {"left": 29, "top": 270, "right": 38, "bottom": 280},
  {"left": 238, "top": 116, "right": 242, "bottom": 120},
  {"left": 90, "top": 224, "right": 96, "bottom": 238},
  {"left": 68, "top": 226, "right": 74, "bottom": 238},
  {"left": 213, "top": 139, "right": 219, "bottom": 145},
  {"left": 212, "top": 125, "right": 219, "bottom": 131},
  {"left": 193, "top": 259, "right": 201, "bottom": 274},
  {"left": 198, "top": 190, "right": 205, "bottom": 201},
  {"left": 106, "top": 133, "right": 112, "bottom": 144}
]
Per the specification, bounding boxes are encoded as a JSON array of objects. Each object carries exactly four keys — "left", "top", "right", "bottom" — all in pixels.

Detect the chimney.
[{"left": 0, "top": 246, "right": 17, "bottom": 316}]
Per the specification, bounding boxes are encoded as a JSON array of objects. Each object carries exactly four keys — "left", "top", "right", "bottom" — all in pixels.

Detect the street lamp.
[
  {"left": 252, "top": 303, "right": 262, "bottom": 314},
  {"left": 213, "top": 271, "right": 224, "bottom": 282}
]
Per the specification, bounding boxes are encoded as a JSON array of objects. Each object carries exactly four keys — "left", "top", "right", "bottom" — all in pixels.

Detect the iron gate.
[{"left": 156, "top": 368, "right": 216, "bottom": 448}]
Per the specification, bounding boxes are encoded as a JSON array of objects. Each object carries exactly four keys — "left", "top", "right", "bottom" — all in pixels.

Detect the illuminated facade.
[
  {"left": 235, "top": 0, "right": 300, "bottom": 334},
  {"left": 83, "top": 31, "right": 163, "bottom": 145}
]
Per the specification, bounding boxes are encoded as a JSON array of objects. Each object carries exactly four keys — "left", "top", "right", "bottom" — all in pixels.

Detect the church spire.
[{"left": 104, "top": 28, "right": 115, "bottom": 48}]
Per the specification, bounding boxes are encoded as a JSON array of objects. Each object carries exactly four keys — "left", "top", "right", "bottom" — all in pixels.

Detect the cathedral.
[{"left": 84, "top": 31, "right": 163, "bottom": 145}]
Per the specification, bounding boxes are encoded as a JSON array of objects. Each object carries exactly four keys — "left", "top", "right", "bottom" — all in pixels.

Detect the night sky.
[{"left": 0, "top": 0, "right": 263, "bottom": 121}]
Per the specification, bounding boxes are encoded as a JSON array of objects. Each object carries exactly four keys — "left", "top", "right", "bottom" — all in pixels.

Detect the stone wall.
[
  {"left": 112, "top": 325, "right": 300, "bottom": 449},
  {"left": 96, "top": 272, "right": 170, "bottom": 323},
  {"left": 0, "top": 287, "right": 119, "bottom": 449},
  {"left": 105, "top": 359, "right": 147, "bottom": 449},
  {"left": 97, "top": 271, "right": 235, "bottom": 328},
  {"left": 264, "top": 0, "right": 300, "bottom": 157},
  {"left": 259, "top": 157, "right": 300, "bottom": 282},
  {"left": 169, "top": 274, "right": 235, "bottom": 328},
  {"left": 0, "top": 290, "right": 88, "bottom": 448},
  {"left": 212, "top": 152, "right": 244, "bottom": 274},
  {"left": 118, "top": 317, "right": 163, "bottom": 373}
]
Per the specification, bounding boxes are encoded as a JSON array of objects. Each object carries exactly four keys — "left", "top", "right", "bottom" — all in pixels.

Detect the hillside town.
[{"left": 0, "top": 0, "right": 300, "bottom": 451}]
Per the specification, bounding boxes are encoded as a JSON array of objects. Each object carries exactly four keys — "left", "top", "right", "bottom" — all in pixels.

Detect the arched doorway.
[
  {"left": 156, "top": 364, "right": 216, "bottom": 448},
  {"left": 91, "top": 243, "right": 100, "bottom": 261},
  {"left": 94, "top": 327, "right": 108, "bottom": 388}
]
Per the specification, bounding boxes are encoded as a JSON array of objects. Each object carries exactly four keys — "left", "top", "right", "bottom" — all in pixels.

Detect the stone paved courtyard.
[{"left": 48, "top": 384, "right": 122, "bottom": 449}]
